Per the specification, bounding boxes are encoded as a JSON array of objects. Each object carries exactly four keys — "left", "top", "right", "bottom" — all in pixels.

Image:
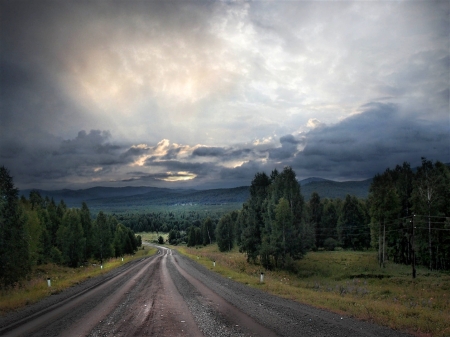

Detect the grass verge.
[
  {"left": 0, "top": 246, "right": 157, "bottom": 316},
  {"left": 176, "top": 245, "right": 450, "bottom": 337}
]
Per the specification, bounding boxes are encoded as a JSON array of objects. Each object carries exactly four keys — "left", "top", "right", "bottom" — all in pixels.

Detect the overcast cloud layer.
[{"left": 1, "top": 1, "right": 449, "bottom": 190}]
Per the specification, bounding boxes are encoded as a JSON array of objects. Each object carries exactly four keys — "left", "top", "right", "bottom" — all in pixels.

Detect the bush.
[{"left": 323, "top": 237, "right": 338, "bottom": 251}]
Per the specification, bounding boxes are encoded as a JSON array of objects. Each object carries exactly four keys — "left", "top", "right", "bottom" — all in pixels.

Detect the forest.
[
  {"left": 212, "top": 159, "right": 449, "bottom": 273},
  {"left": 0, "top": 167, "right": 141, "bottom": 288}
]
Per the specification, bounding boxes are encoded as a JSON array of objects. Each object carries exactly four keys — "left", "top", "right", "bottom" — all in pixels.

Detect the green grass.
[
  {"left": 176, "top": 245, "right": 450, "bottom": 337},
  {"left": 0, "top": 247, "right": 157, "bottom": 316},
  {"left": 139, "top": 232, "right": 169, "bottom": 243}
]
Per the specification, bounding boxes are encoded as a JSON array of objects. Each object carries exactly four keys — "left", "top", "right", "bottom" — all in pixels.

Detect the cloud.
[
  {"left": 268, "top": 134, "right": 304, "bottom": 161},
  {"left": 291, "top": 103, "right": 450, "bottom": 180},
  {"left": 1, "top": 1, "right": 448, "bottom": 190},
  {"left": 192, "top": 147, "right": 226, "bottom": 157}
]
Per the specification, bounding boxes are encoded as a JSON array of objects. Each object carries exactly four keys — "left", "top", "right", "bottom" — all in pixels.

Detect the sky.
[{"left": 1, "top": 0, "right": 449, "bottom": 191}]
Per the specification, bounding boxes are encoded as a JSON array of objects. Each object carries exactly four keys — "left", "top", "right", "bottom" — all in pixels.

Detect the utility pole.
[
  {"left": 383, "top": 220, "right": 386, "bottom": 268},
  {"left": 379, "top": 221, "right": 382, "bottom": 268},
  {"left": 411, "top": 214, "right": 416, "bottom": 279}
]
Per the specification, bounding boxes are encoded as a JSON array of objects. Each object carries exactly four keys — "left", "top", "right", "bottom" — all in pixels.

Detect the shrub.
[{"left": 323, "top": 237, "right": 338, "bottom": 251}]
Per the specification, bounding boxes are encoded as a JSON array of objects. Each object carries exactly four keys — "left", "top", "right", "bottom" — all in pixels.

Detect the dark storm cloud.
[
  {"left": 1, "top": 129, "right": 127, "bottom": 188},
  {"left": 291, "top": 103, "right": 450, "bottom": 180},
  {"left": 192, "top": 147, "right": 226, "bottom": 157},
  {"left": 217, "top": 160, "right": 282, "bottom": 188},
  {"left": 56, "top": 130, "right": 121, "bottom": 156},
  {"left": 191, "top": 146, "right": 254, "bottom": 160},
  {"left": 268, "top": 134, "right": 304, "bottom": 161}
]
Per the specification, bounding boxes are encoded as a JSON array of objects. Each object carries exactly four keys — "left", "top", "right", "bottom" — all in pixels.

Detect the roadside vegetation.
[
  {"left": 0, "top": 166, "right": 143, "bottom": 288},
  {"left": 177, "top": 244, "right": 450, "bottom": 337},
  {"left": 0, "top": 246, "right": 156, "bottom": 315}
]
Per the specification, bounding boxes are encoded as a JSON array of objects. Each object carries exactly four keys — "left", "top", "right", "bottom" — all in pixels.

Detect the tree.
[
  {"left": 79, "top": 202, "right": 94, "bottom": 262},
  {"left": 237, "top": 204, "right": 261, "bottom": 263},
  {"left": 187, "top": 226, "right": 196, "bottom": 247},
  {"left": 216, "top": 213, "right": 234, "bottom": 252},
  {"left": 201, "top": 217, "right": 214, "bottom": 245},
  {"left": 272, "top": 198, "right": 293, "bottom": 267},
  {"left": 369, "top": 170, "right": 401, "bottom": 266},
  {"left": 0, "top": 167, "right": 31, "bottom": 287},
  {"left": 93, "top": 211, "right": 113, "bottom": 265},
  {"left": 412, "top": 158, "right": 450, "bottom": 270},
  {"left": 57, "top": 209, "right": 85, "bottom": 267},
  {"left": 338, "top": 195, "right": 370, "bottom": 250},
  {"left": 321, "top": 198, "right": 339, "bottom": 245},
  {"left": 168, "top": 229, "right": 178, "bottom": 244},
  {"left": 308, "top": 192, "right": 323, "bottom": 248}
]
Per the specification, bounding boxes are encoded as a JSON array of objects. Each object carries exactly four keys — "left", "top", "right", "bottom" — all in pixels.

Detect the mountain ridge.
[{"left": 20, "top": 178, "right": 372, "bottom": 210}]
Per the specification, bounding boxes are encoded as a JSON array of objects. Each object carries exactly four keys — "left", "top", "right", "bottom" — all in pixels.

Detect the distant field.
[
  {"left": 139, "top": 232, "right": 169, "bottom": 243},
  {"left": 176, "top": 245, "right": 450, "bottom": 337}
]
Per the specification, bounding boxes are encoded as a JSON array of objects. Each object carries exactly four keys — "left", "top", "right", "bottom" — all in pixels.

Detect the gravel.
[
  {"left": 170, "top": 250, "right": 413, "bottom": 337},
  {"left": 1, "top": 249, "right": 414, "bottom": 337}
]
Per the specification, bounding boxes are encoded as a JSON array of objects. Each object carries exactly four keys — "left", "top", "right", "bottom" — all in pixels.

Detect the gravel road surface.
[{"left": 0, "top": 246, "right": 413, "bottom": 336}]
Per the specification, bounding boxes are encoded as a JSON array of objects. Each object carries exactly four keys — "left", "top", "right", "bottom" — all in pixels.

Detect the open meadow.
[{"left": 177, "top": 244, "right": 450, "bottom": 337}]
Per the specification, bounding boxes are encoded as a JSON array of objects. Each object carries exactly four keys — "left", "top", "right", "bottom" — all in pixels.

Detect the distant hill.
[
  {"left": 20, "top": 178, "right": 372, "bottom": 211},
  {"left": 299, "top": 178, "right": 372, "bottom": 200}
]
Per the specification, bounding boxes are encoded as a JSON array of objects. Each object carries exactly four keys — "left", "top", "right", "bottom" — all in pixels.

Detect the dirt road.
[{"left": 0, "top": 247, "right": 412, "bottom": 337}]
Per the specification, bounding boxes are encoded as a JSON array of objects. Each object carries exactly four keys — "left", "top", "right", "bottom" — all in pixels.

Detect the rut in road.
[
  {"left": 89, "top": 247, "right": 271, "bottom": 337},
  {"left": 88, "top": 247, "right": 203, "bottom": 337}
]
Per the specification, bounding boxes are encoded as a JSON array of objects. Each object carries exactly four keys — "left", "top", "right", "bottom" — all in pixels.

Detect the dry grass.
[
  {"left": 139, "top": 232, "right": 169, "bottom": 244},
  {"left": 176, "top": 245, "right": 450, "bottom": 337},
  {"left": 0, "top": 247, "right": 157, "bottom": 316}
]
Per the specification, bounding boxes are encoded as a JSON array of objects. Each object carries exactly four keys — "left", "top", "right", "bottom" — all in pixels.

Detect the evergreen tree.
[
  {"left": 0, "top": 167, "right": 31, "bottom": 287},
  {"left": 321, "top": 198, "right": 339, "bottom": 244},
  {"left": 80, "top": 202, "right": 93, "bottom": 261},
  {"left": 57, "top": 209, "right": 85, "bottom": 267},
  {"left": 187, "top": 226, "right": 196, "bottom": 247},
  {"left": 338, "top": 195, "right": 370, "bottom": 250},
  {"left": 93, "top": 211, "right": 113, "bottom": 265},
  {"left": 308, "top": 192, "right": 323, "bottom": 248}
]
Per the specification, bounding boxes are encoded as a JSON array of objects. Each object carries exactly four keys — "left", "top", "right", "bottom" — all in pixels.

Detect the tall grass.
[
  {"left": 177, "top": 245, "right": 450, "bottom": 337},
  {"left": 0, "top": 247, "right": 157, "bottom": 316}
]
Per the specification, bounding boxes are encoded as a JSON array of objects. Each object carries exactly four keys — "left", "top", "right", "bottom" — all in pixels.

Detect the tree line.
[
  {"left": 368, "top": 158, "right": 450, "bottom": 272},
  {"left": 213, "top": 167, "right": 371, "bottom": 270},
  {"left": 0, "top": 167, "right": 141, "bottom": 288},
  {"left": 214, "top": 159, "right": 449, "bottom": 272},
  {"left": 114, "top": 209, "right": 224, "bottom": 234}
]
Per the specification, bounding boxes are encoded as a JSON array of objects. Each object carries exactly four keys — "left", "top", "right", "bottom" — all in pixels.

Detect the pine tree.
[
  {"left": 57, "top": 209, "right": 85, "bottom": 267},
  {"left": 0, "top": 167, "right": 31, "bottom": 287}
]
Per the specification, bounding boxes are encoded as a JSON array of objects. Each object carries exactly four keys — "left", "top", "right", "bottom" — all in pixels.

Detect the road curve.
[{"left": 0, "top": 247, "right": 413, "bottom": 337}]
